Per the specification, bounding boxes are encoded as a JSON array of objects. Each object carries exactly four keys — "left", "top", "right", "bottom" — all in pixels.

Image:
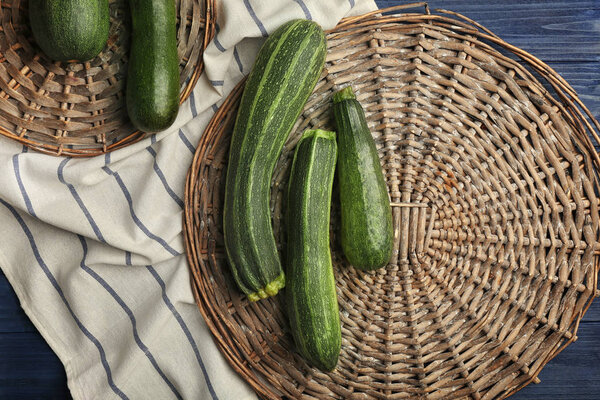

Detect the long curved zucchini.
[
  {"left": 286, "top": 129, "right": 341, "bottom": 371},
  {"left": 333, "top": 86, "right": 394, "bottom": 270},
  {"left": 223, "top": 20, "right": 327, "bottom": 301}
]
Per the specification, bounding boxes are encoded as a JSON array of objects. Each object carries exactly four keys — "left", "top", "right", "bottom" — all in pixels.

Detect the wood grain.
[
  {"left": 378, "top": 0, "right": 600, "bottom": 61},
  {"left": 0, "top": 332, "right": 71, "bottom": 400},
  {"left": 0, "top": 273, "right": 35, "bottom": 333}
]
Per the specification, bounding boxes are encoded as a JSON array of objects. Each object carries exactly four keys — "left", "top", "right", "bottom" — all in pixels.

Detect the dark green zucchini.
[
  {"left": 286, "top": 129, "right": 341, "bottom": 371},
  {"left": 126, "top": 0, "right": 180, "bottom": 132},
  {"left": 333, "top": 86, "right": 393, "bottom": 270},
  {"left": 29, "top": 0, "right": 109, "bottom": 62},
  {"left": 223, "top": 20, "right": 327, "bottom": 301}
]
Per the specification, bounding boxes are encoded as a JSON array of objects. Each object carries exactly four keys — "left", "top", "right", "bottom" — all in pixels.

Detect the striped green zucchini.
[
  {"left": 223, "top": 20, "right": 327, "bottom": 301},
  {"left": 286, "top": 129, "right": 341, "bottom": 371},
  {"left": 333, "top": 86, "right": 394, "bottom": 270}
]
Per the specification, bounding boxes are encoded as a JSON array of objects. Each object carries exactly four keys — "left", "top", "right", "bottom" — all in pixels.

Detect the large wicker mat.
[
  {"left": 184, "top": 4, "right": 600, "bottom": 399},
  {"left": 0, "top": 0, "right": 214, "bottom": 156}
]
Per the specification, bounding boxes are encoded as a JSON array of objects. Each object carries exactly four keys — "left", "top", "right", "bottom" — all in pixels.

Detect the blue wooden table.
[{"left": 1, "top": 1, "right": 599, "bottom": 399}]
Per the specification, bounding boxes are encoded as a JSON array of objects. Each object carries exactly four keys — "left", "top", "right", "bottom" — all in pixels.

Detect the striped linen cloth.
[{"left": 0, "top": 0, "right": 376, "bottom": 399}]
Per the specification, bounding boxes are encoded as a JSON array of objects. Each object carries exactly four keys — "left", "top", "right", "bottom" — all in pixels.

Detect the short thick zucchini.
[
  {"left": 286, "top": 129, "right": 341, "bottom": 371},
  {"left": 29, "top": 0, "right": 109, "bottom": 62},
  {"left": 126, "top": 0, "right": 180, "bottom": 132},
  {"left": 223, "top": 20, "right": 327, "bottom": 301},
  {"left": 333, "top": 86, "right": 393, "bottom": 270}
]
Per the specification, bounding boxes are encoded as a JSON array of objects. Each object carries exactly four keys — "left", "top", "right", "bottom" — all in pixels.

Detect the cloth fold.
[{"left": 0, "top": 0, "right": 376, "bottom": 399}]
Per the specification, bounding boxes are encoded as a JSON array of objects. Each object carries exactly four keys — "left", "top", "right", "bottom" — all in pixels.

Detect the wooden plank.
[
  {"left": 376, "top": 0, "right": 600, "bottom": 62},
  {"left": 0, "top": 332, "right": 71, "bottom": 400},
  {"left": 0, "top": 271, "right": 35, "bottom": 333},
  {"left": 511, "top": 322, "right": 600, "bottom": 399},
  {"left": 582, "top": 298, "right": 600, "bottom": 322},
  {"left": 545, "top": 62, "right": 600, "bottom": 120}
]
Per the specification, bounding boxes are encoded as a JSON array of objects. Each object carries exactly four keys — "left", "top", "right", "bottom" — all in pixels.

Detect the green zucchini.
[
  {"left": 126, "top": 0, "right": 179, "bottom": 132},
  {"left": 29, "top": 0, "right": 109, "bottom": 62},
  {"left": 333, "top": 86, "right": 393, "bottom": 270},
  {"left": 286, "top": 129, "right": 341, "bottom": 371},
  {"left": 223, "top": 19, "right": 327, "bottom": 301}
]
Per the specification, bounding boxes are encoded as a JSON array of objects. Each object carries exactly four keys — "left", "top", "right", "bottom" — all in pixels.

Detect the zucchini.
[
  {"left": 286, "top": 129, "right": 341, "bottom": 371},
  {"left": 333, "top": 86, "right": 393, "bottom": 270},
  {"left": 126, "top": 0, "right": 180, "bottom": 132},
  {"left": 223, "top": 19, "right": 326, "bottom": 301},
  {"left": 29, "top": 0, "right": 109, "bottom": 62}
]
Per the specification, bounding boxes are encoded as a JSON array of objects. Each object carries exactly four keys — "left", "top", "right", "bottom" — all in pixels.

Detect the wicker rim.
[
  {"left": 184, "top": 4, "right": 600, "bottom": 399},
  {"left": 0, "top": 0, "right": 216, "bottom": 157}
]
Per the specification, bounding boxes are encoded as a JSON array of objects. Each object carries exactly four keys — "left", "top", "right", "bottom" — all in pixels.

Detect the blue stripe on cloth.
[
  {"left": 145, "top": 147, "right": 184, "bottom": 209},
  {"left": 0, "top": 199, "right": 128, "bottom": 400},
  {"left": 178, "top": 129, "right": 195, "bottom": 155},
  {"left": 12, "top": 151, "right": 37, "bottom": 217},
  {"left": 146, "top": 265, "right": 219, "bottom": 400},
  {"left": 209, "top": 80, "right": 224, "bottom": 86},
  {"left": 101, "top": 166, "right": 181, "bottom": 256},
  {"left": 233, "top": 46, "right": 243, "bottom": 73},
  {"left": 77, "top": 236, "right": 183, "bottom": 400},
  {"left": 179, "top": 129, "right": 196, "bottom": 154},
  {"left": 213, "top": 24, "right": 226, "bottom": 52},
  {"left": 189, "top": 91, "right": 198, "bottom": 118},
  {"left": 58, "top": 158, "right": 107, "bottom": 243},
  {"left": 211, "top": 104, "right": 218, "bottom": 113},
  {"left": 125, "top": 251, "right": 132, "bottom": 266},
  {"left": 349, "top": 0, "right": 355, "bottom": 7},
  {"left": 292, "top": 0, "right": 312, "bottom": 20},
  {"left": 243, "top": 0, "right": 268, "bottom": 37}
]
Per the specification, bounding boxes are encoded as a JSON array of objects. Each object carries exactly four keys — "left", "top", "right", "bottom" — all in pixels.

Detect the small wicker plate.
[
  {"left": 0, "top": 0, "right": 215, "bottom": 156},
  {"left": 184, "top": 4, "right": 600, "bottom": 399}
]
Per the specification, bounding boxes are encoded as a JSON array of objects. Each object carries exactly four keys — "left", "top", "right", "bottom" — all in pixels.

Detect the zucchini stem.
[
  {"left": 301, "top": 129, "right": 337, "bottom": 141},
  {"left": 333, "top": 86, "right": 356, "bottom": 103},
  {"left": 247, "top": 272, "right": 286, "bottom": 302}
]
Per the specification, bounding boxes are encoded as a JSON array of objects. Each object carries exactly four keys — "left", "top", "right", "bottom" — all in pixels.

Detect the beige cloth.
[{"left": 0, "top": 0, "right": 376, "bottom": 399}]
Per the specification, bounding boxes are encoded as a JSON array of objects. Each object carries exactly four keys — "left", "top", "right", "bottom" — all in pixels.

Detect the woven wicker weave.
[
  {"left": 184, "top": 4, "right": 600, "bottom": 399},
  {"left": 0, "top": 0, "right": 214, "bottom": 156}
]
